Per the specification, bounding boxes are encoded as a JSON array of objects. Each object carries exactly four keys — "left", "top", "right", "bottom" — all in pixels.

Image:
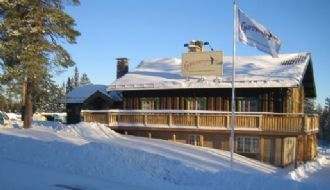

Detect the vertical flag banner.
[{"left": 237, "top": 7, "right": 281, "bottom": 57}]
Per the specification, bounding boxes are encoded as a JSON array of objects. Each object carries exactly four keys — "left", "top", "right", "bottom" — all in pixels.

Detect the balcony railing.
[{"left": 82, "top": 110, "right": 319, "bottom": 133}]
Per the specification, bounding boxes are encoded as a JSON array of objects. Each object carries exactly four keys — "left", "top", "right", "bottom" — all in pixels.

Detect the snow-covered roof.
[
  {"left": 60, "top": 84, "right": 121, "bottom": 104},
  {"left": 108, "top": 52, "right": 315, "bottom": 96}
]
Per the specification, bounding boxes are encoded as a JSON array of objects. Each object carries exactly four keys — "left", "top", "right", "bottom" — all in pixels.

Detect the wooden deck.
[{"left": 82, "top": 110, "right": 319, "bottom": 134}]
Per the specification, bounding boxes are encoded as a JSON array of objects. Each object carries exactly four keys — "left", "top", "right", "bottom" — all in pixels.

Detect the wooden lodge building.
[{"left": 83, "top": 41, "right": 318, "bottom": 167}]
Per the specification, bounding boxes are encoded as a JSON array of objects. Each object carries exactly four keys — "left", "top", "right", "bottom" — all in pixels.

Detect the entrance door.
[{"left": 264, "top": 138, "right": 276, "bottom": 164}]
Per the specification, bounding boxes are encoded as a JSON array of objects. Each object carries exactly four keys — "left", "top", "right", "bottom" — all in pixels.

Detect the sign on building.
[{"left": 181, "top": 51, "right": 223, "bottom": 77}]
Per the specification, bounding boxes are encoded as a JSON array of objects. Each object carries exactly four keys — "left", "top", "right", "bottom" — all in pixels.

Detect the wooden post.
[
  {"left": 303, "top": 135, "right": 308, "bottom": 162},
  {"left": 172, "top": 133, "right": 176, "bottom": 142},
  {"left": 304, "top": 115, "right": 308, "bottom": 132},
  {"left": 144, "top": 114, "right": 147, "bottom": 127},
  {"left": 294, "top": 136, "right": 298, "bottom": 168},
  {"left": 258, "top": 115, "right": 263, "bottom": 129},
  {"left": 196, "top": 114, "right": 200, "bottom": 128},
  {"left": 168, "top": 113, "right": 172, "bottom": 127},
  {"left": 226, "top": 115, "right": 230, "bottom": 129},
  {"left": 260, "top": 136, "right": 265, "bottom": 162},
  {"left": 281, "top": 137, "right": 284, "bottom": 167},
  {"left": 148, "top": 132, "right": 152, "bottom": 139},
  {"left": 200, "top": 135, "right": 204, "bottom": 147},
  {"left": 108, "top": 112, "right": 111, "bottom": 125},
  {"left": 124, "top": 131, "right": 128, "bottom": 135}
]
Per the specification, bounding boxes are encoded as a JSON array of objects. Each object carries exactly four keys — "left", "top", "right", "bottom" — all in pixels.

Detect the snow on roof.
[
  {"left": 108, "top": 52, "right": 312, "bottom": 91},
  {"left": 60, "top": 84, "right": 121, "bottom": 104}
]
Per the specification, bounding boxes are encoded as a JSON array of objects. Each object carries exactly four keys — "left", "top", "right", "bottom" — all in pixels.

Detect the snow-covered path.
[{"left": 0, "top": 121, "right": 329, "bottom": 190}]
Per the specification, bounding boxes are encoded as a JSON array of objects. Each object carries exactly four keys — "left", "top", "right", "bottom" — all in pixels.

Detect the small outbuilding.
[{"left": 60, "top": 84, "right": 121, "bottom": 124}]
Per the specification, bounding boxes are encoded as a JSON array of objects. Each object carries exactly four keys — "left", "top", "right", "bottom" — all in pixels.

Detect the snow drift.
[{"left": 0, "top": 121, "right": 328, "bottom": 190}]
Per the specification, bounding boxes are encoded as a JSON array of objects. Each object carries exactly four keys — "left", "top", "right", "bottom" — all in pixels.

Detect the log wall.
[{"left": 122, "top": 87, "right": 305, "bottom": 114}]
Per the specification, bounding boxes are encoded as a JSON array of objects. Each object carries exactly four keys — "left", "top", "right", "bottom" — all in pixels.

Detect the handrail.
[{"left": 82, "top": 110, "right": 319, "bottom": 133}]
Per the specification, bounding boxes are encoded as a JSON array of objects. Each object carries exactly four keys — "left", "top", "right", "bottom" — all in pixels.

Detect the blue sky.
[{"left": 58, "top": 0, "right": 330, "bottom": 105}]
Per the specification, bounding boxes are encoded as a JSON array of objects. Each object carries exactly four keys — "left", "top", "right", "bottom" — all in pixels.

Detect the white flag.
[{"left": 237, "top": 7, "right": 281, "bottom": 57}]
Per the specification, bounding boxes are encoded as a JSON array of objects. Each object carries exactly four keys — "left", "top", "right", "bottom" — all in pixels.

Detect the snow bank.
[
  {"left": 56, "top": 122, "right": 121, "bottom": 141},
  {"left": 0, "top": 121, "right": 325, "bottom": 190},
  {"left": 289, "top": 156, "right": 326, "bottom": 181},
  {"left": 289, "top": 147, "right": 330, "bottom": 182}
]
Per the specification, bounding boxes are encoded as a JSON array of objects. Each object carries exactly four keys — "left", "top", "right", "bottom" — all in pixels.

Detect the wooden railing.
[{"left": 82, "top": 110, "right": 319, "bottom": 133}]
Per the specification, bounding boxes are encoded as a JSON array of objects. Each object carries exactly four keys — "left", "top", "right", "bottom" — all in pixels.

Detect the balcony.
[{"left": 82, "top": 110, "right": 319, "bottom": 134}]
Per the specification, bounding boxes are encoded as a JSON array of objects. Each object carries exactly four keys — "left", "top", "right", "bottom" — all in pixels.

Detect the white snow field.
[{"left": 0, "top": 121, "right": 329, "bottom": 190}]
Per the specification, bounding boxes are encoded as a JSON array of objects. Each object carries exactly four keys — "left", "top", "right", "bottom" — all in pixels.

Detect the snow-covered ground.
[{"left": 0, "top": 121, "right": 329, "bottom": 190}]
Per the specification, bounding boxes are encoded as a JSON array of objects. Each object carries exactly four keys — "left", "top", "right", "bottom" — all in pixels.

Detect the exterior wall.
[
  {"left": 123, "top": 88, "right": 303, "bottom": 113},
  {"left": 122, "top": 129, "right": 229, "bottom": 150},
  {"left": 296, "top": 134, "right": 318, "bottom": 163},
  {"left": 283, "top": 87, "right": 305, "bottom": 113},
  {"left": 66, "top": 103, "right": 82, "bottom": 124},
  {"left": 114, "top": 127, "right": 317, "bottom": 167},
  {"left": 283, "top": 137, "right": 296, "bottom": 166}
]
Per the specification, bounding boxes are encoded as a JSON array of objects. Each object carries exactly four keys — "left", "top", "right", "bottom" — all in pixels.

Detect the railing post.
[
  {"left": 258, "top": 115, "right": 262, "bottom": 129},
  {"left": 84, "top": 111, "right": 88, "bottom": 122},
  {"left": 226, "top": 115, "right": 230, "bottom": 129},
  {"left": 168, "top": 113, "right": 172, "bottom": 127},
  {"left": 144, "top": 114, "right": 147, "bottom": 127},
  {"left": 108, "top": 112, "right": 111, "bottom": 126},
  {"left": 82, "top": 111, "right": 86, "bottom": 122},
  {"left": 302, "top": 115, "right": 308, "bottom": 132},
  {"left": 196, "top": 114, "right": 200, "bottom": 128}
]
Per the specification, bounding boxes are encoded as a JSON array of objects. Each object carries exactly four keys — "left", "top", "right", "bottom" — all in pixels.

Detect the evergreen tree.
[
  {"left": 66, "top": 77, "right": 73, "bottom": 94},
  {"left": 324, "top": 98, "right": 330, "bottom": 140},
  {"left": 304, "top": 98, "right": 316, "bottom": 114},
  {"left": 318, "top": 98, "right": 330, "bottom": 141},
  {"left": 61, "top": 82, "right": 66, "bottom": 97},
  {"left": 34, "top": 75, "right": 64, "bottom": 112},
  {"left": 79, "top": 73, "right": 91, "bottom": 86},
  {"left": 0, "top": 0, "right": 80, "bottom": 128},
  {"left": 73, "top": 66, "right": 79, "bottom": 88}
]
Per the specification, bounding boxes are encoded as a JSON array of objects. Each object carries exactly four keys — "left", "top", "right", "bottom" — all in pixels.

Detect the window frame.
[
  {"left": 188, "top": 134, "right": 202, "bottom": 146},
  {"left": 236, "top": 136, "right": 260, "bottom": 154}
]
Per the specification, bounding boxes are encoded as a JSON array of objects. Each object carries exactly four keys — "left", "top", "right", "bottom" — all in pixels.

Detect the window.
[
  {"left": 141, "top": 98, "right": 159, "bottom": 110},
  {"left": 188, "top": 134, "right": 202, "bottom": 146},
  {"left": 236, "top": 97, "right": 258, "bottom": 112},
  {"left": 184, "top": 97, "right": 207, "bottom": 110},
  {"left": 196, "top": 97, "right": 207, "bottom": 110},
  {"left": 236, "top": 136, "right": 259, "bottom": 153}
]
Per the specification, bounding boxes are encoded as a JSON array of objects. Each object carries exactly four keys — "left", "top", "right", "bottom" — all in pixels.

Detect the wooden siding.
[
  {"left": 122, "top": 87, "right": 305, "bottom": 113},
  {"left": 110, "top": 128, "right": 315, "bottom": 166}
]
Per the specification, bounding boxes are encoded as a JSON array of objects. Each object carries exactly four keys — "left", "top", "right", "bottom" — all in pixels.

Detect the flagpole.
[{"left": 230, "top": 0, "right": 237, "bottom": 170}]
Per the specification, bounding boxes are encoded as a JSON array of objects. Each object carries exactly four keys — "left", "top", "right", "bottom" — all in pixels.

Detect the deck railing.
[{"left": 82, "top": 110, "right": 319, "bottom": 133}]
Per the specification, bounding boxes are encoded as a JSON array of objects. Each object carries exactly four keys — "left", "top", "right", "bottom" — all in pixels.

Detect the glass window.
[
  {"left": 184, "top": 97, "right": 207, "bottom": 110},
  {"left": 141, "top": 98, "right": 159, "bottom": 110},
  {"left": 237, "top": 137, "right": 244, "bottom": 152},
  {"left": 236, "top": 97, "right": 259, "bottom": 112},
  {"left": 236, "top": 136, "right": 259, "bottom": 153},
  {"left": 188, "top": 134, "right": 201, "bottom": 146}
]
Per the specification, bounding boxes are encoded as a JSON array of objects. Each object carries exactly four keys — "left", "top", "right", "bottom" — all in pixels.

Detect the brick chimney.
[
  {"left": 116, "top": 58, "right": 129, "bottom": 79},
  {"left": 185, "top": 40, "right": 204, "bottom": 52}
]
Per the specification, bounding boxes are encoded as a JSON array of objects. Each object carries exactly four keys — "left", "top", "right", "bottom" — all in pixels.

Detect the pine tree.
[
  {"left": 0, "top": 0, "right": 80, "bottom": 128},
  {"left": 73, "top": 66, "right": 79, "bottom": 88},
  {"left": 304, "top": 98, "right": 316, "bottom": 114},
  {"left": 79, "top": 73, "right": 91, "bottom": 86},
  {"left": 66, "top": 77, "right": 73, "bottom": 94},
  {"left": 61, "top": 82, "right": 66, "bottom": 97}
]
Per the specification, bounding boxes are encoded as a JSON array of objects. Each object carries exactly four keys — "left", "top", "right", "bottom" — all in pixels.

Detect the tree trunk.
[{"left": 23, "top": 79, "right": 33, "bottom": 128}]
